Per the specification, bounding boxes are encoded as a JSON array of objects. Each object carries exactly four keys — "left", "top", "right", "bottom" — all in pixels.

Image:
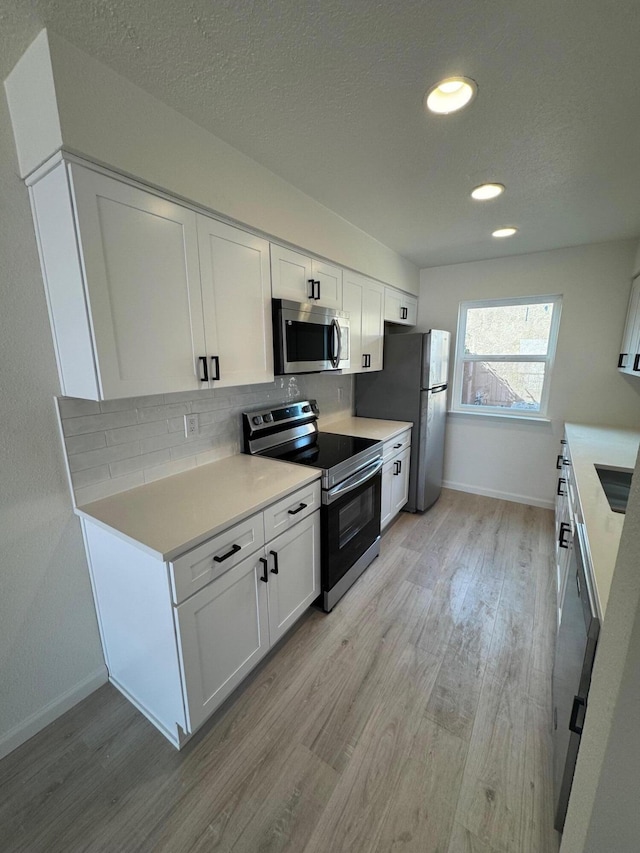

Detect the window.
[{"left": 452, "top": 295, "right": 562, "bottom": 418}]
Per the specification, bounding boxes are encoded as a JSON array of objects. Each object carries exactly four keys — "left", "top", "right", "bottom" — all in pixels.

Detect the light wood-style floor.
[{"left": 1, "top": 490, "right": 559, "bottom": 853}]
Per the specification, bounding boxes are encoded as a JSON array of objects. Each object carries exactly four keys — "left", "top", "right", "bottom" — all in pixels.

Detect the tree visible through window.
[{"left": 453, "top": 295, "right": 562, "bottom": 417}]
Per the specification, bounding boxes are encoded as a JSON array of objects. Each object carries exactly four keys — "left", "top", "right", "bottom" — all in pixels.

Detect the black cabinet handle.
[
  {"left": 619, "top": 353, "right": 628, "bottom": 368},
  {"left": 307, "top": 279, "right": 315, "bottom": 299},
  {"left": 559, "top": 522, "right": 571, "bottom": 549},
  {"left": 270, "top": 550, "right": 279, "bottom": 574},
  {"left": 561, "top": 439, "right": 567, "bottom": 445},
  {"left": 569, "top": 695, "right": 586, "bottom": 735},
  {"left": 557, "top": 477, "right": 566, "bottom": 496},
  {"left": 198, "top": 356, "right": 209, "bottom": 382},
  {"left": 213, "top": 543, "right": 241, "bottom": 563},
  {"left": 211, "top": 356, "right": 220, "bottom": 381},
  {"left": 393, "top": 443, "right": 402, "bottom": 449},
  {"left": 259, "top": 557, "right": 268, "bottom": 583},
  {"left": 288, "top": 502, "right": 307, "bottom": 515},
  {"left": 393, "top": 460, "right": 400, "bottom": 475},
  {"left": 556, "top": 454, "right": 564, "bottom": 470},
  {"left": 634, "top": 354, "right": 640, "bottom": 372},
  {"left": 398, "top": 460, "right": 402, "bottom": 473},
  {"left": 401, "top": 306, "right": 408, "bottom": 320},
  {"left": 315, "top": 280, "right": 321, "bottom": 301}
]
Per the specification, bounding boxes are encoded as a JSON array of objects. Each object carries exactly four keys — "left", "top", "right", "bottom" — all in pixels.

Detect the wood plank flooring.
[{"left": 0, "top": 490, "right": 559, "bottom": 853}]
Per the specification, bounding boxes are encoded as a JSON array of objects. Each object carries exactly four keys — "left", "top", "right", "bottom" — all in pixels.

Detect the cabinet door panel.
[
  {"left": 391, "top": 447, "right": 411, "bottom": 514},
  {"left": 380, "top": 459, "right": 394, "bottom": 530},
  {"left": 270, "top": 245, "right": 314, "bottom": 302},
  {"left": 70, "top": 164, "right": 206, "bottom": 399},
  {"left": 619, "top": 278, "right": 640, "bottom": 374},
  {"left": 312, "top": 259, "right": 343, "bottom": 309},
  {"left": 267, "top": 512, "right": 320, "bottom": 644},
  {"left": 198, "top": 217, "right": 274, "bottom": 388},
  {"left": 175, "top": 553, "right": 269, "bottom": 732},
  {"left": 342, "top": 273, "right": 364, "bottom": 374},
  {"left": 362, "top": 280, "right": 385, "bottom": 371}
]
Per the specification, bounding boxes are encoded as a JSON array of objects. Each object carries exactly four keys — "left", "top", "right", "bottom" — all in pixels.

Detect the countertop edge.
[{"left": 319, "top": 415, "right": 413, "bottom": 441}]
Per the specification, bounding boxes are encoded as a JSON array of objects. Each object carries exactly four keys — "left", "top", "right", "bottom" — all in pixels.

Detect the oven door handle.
[
  {"left": 330, "top": 318, "right": 342, "bottom": 369},
  {"left": 324, "top": 458, "right": 383, "bottom": 504}
]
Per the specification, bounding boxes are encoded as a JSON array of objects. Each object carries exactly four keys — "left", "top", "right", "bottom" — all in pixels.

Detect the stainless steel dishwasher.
[{"left": 552, "top": 521, "right": 600, "bottom": 832}]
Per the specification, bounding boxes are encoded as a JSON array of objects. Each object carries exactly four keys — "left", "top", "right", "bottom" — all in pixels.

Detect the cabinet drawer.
[
  {"left": 382, "top": 428, "right": 412, "bottom": 463},
  {"left": 170, "top": 513, "right": 265, "bottom": 604},
  {"left": 263, "top": 481, "right": 321, "bottom": 541}
]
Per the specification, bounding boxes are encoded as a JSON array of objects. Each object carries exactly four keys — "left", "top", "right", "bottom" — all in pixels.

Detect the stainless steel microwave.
[{"left": 272, "top": 299, "right": 350, "bottom": 374}]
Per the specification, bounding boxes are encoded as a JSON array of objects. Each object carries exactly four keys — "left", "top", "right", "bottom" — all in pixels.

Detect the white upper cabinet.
[
  {"left": 384, "top": 286, "right": 418, "bottom": 326},
  {"left": 30, "top": 161, "right": 274, "bottom": 399},
  {"left": 197, "top": 216, "right": 273, "bottom": 388},
  {"left": 618, "top": 276, "right": 640, "bottom": 376},
  {"left": 342, "top": 270, "right": 384, "bottom": 373},
  {"left": 270, "top": 244, "right": 342, "bottom": 309}
]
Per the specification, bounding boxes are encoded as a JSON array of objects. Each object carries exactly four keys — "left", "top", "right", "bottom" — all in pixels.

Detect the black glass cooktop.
[{"left": 258, "top": 431, "right": 380, "bottom": 472}]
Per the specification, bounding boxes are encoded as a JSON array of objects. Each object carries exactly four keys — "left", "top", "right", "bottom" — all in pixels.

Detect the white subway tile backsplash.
[
  {"left": 68, "top": 440, "right": 141, "bottom": 472},
  {"left": 138, "top": 403, "right": 191, "bottom": 423},
  {"left": 140, "top": 431, "right": 187, "bottom": 454},
  {"left": 70, "top": 465, "right": 111, "bottom": 488},
  {"left": 109, "top": 449, "right": 171, "bottom": 478},
  {"left": 58, "top": 374, "right": 353, "bottom": 504},
  {"left": 63, "top": 410, "right": 138, "bottom": 436},
  {"left": 99, "top": 394, "right": 165, "bottom": 413},
  {"left": 65, "top": 432, "right": 107, "bottom": 454},
  {"left": 57, "top": 397, "right": 101, "bottom": 418},
  {"left": 106, "top": 420, "right": 168, "bottom": 446}
]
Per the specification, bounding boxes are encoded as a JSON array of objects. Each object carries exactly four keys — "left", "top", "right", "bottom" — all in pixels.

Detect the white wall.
[
  {"left": 419, "top": 241, "right": 640, "bottom": 507},
  {"left": 560, "top": 446, "right": 640, "bottom": 853},
  {"left": 6, "top": 30, "right": 419, "bottom": 296},
  {"left": 0, "top": 69, "right": 106, "bottom": 759}
]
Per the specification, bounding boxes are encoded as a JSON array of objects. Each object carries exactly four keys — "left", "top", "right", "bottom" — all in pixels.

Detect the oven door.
[{"left": 321, "top": 460, "right": 382, "bottom": 595}]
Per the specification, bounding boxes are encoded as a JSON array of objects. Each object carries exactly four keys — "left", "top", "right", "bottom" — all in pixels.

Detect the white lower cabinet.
[
  {"left": 175, "top": 551, "right": 270, "bottom": 732},
  {"left": 380, "top": 430, "right": 411, "bottom": 530},
  {"left": 83, "top": 481, "right": 321, "bottom": 747}
]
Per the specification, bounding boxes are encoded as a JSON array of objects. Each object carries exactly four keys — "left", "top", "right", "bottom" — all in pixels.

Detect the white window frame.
[{"left": 452, "top": 294, "right": 562, "bottom": 419}]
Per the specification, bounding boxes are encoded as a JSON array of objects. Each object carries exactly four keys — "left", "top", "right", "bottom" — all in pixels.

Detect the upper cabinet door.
[
  {"left": 270, "top": 245, "right": 314, "bottom": 303},
  {"left": 341, "top": 272, "right": 365, "bottom": 374},
  {"left": 362, "top": 280, "right": 385, "bottom": 371},
  {"left": 384, "top": 287, "right": 418, "bottom": 326},
  {"left": 70, "top": 164, "right": 207, "bottom": 399},
  {"left": 270, "top": 245, "right": 343, "bottom": 309},
  {"left": 311, "top": 259, "right": 343, "bottom": 309},
  {"left": 197, "top": 217, "right": 274, "bottom": 388},
  {"left": 619, "top": 277, "right": 640, "bottom": 375}
]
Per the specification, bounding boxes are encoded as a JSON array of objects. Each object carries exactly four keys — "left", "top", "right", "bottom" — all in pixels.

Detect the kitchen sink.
[{"left": 595, "top": 465, "right": 633, "bottom": 514}]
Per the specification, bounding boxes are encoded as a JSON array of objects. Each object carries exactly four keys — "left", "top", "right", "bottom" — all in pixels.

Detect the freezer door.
[
  {"left": 415, "top": 386, "right": 448, "bottom": 511},
  {"left": 422, "top": 329, "right": 451, "bottom": 390}
]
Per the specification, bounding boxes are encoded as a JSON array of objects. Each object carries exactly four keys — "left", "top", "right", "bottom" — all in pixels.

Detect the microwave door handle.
[{"left": 330, "top": 318, "right": 342, "bottom": 368}]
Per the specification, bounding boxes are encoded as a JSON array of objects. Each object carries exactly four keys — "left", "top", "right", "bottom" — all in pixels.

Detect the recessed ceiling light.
[
  {"left": 425, "top": 77, "right": 478, "bottom": 114},
  {"left": 492, "top": 227, "right": 518, "bottom": 238},
  {"left": 471, "top": 183, "right": 505, "bottom": 200}
]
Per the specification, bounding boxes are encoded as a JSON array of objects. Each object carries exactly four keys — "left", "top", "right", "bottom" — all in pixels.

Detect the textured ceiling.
[{"left": 2, "top": 0, "right": 640, "bottom": 268}]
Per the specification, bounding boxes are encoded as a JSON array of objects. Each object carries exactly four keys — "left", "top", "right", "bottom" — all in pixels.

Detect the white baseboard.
[
  {"left": 443, "top": 479, "right": 554, "bottom": 510},
  {"left": 0, "top": 666, "right": 107, "bottom": 761}
]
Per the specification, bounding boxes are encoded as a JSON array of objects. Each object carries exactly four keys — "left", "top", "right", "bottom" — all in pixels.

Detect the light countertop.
[
  {"left": 319, "top": 415, "right": 413, "bottom": 441},
  {"left": 76, "top": 454, "right": 321, "bottom": 562},
  {"left": 565, "top": 423, "right": 640, "bottom": 618}
]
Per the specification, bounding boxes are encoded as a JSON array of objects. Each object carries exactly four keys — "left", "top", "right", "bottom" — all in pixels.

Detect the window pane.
[
  {"left": 461, "top": 360, "right": 545, "bottom": 410},
  {"left": 464, "top": 302, "right": 554, "bottom": 356}
]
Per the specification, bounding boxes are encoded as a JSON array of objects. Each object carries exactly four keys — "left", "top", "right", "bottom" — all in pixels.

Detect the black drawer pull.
[
  {"left": 213, "top": 543, "right": 241, "bottom": 563},
  {"left": 198, "top": 356, "right": 209, "bottom": 382},
  {"left": 569, "top": 695, "right": 586, "bottom": 735},
  {"left": 634, "top": 354, "right": 640, "bottom": 372},
  {"left": 557, "top": 477, "right": 566, "bottom": 496},
  {"left": 270, "top": 550, "right": 279, "bottom": 574},
  {"left": 559, "top": 522, "right": 571, "bottom": 549},
  {"left": 619, "top": 353, "right": 628, "bottom": 368},
  {"left": 288, "top": 502, "right": 307, "bottom": 515},
  {"left": 393, "top": 443, "right": 402, "bottom": 449},
  {"left": 259, "top": 557, "right": 268, "bottom": 583},
  {"left": 556, "top": 454, "right": 565, "bottom": 470}
]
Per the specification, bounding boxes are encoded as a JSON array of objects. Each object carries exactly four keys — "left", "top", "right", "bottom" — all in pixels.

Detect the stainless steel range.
[{"left": 243, "top": 400, "right": 383, "bottom": 611}]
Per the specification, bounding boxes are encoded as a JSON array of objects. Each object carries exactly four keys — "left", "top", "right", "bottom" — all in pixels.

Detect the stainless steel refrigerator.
[{"left": 355, "top": 330, "right": 450, "bottom": 512}]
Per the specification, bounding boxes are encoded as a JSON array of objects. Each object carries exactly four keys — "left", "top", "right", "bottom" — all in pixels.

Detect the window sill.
[{"left": 447, "top": 409, "right": 551, "bottom": 425}]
